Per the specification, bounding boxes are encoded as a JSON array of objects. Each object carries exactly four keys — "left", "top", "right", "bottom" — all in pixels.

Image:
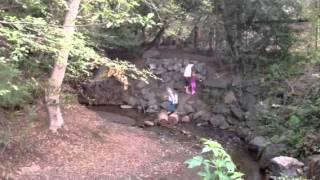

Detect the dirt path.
[{"left": 8, "top": 104, "right": 200, "bottom": 180}]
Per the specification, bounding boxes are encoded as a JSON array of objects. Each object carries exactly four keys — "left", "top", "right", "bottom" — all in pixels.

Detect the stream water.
[{"left": 89, "top": 105, "right": 264, "bottom": 180}]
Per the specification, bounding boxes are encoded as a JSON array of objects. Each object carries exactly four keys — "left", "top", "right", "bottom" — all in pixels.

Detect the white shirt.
[
  {"left": 184, "top": 64, "right": 194, "bottom": 77},
  {"left": 168, "top": 93, "right": 178, "bottom": 104}
]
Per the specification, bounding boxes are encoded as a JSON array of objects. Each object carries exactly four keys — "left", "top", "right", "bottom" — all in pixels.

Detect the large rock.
[
  {"left": 160, "top": 101, "right": 169, "bottom": 110},
  {"left": 259, "top": 144, "right": 287, "bottom": 169},
  {"left": 136, "top": 81, "right": 148, "bottom": 89},
  {"left": 268, "top": 156, "right": 304, "bottom": 177},
  {"left": 307, "top": 155, "right": 320, "bottom": 179},
  {"left": 246, "top": 85, "right": 262, "bottom": 96},
  {"left": 142, "top": 49, "right": 160, "bottom": 59},
  {"left": 248, "top": 136, "right": 270, "bottom": 159},
  {"left": 244, "top": 108, "right": 258, "bottom": 122},
  {"left": 181, "top": 115, "right": 191, "bottom": 123},
  {"left": 231, "top": 106, "right": 244, "bottom": 121},
  {"left": 146, "top": 104, "right": 159, "bottom": 113},
  {"left": 183, "top": 104, "right": 196, "bottom": 114},
  {"left": 192, "top": 99, "right": 208, "bottom": 112},
  {"left": 236, "top": 126, "right": 254, "bottom": 141},
  {"left": 204, "top": 79, "right": 230, "bottom": 89},
  {"left": 194, "top": 62, "right": 207, "bottom": 76},
  {"left": 212, "top": 103, "right": 230, "bottom": 115},
  {"left": 176, "top": 94, "right": 193, "bottom": 115},
  {"left": 142, "top": 88, "right": 155, "bottom": 101},
  {"left": 123, "top": 95, "right": 139, "bottom": 107},
  {"left": 239, "top": 93, "right": 256, "bottom": 111},
  {"left": 78, "top": 79, "right": 127, "bottom": 105},
  {"left": 153, "top": 65, "right": 167, "bottom": 75},
  {"left": 224, "top": 91, "right": 237, "bottom": 104},
  {"left": 231, "top": 75, "right": 242, "bottom": 87},
  {"left": 193, "top": 110, "right": 211, "bottom": 121},
  {"left": 209, "top": 115, "right": 230, "bottom": 130},
  {"left": 144, "top": 121, "right": 155, "bottom": 127}
]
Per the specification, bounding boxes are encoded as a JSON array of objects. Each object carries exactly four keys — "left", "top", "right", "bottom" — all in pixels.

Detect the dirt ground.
[{"left": 1, "top": 104, "right": 203, "bottom": 180}]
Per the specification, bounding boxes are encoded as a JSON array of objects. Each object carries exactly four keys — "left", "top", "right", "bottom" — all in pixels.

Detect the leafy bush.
[
  {"left": 267, "top": 54, "right": 305, "bottom": 81},
  {"left": 0, "top": 59, "right": 37, "bottom": 108},
  {"left": 185, "top": 139, "right": 244, "bottom": 180},
  {"left": 257, "top": 84, "right": 320, "bottom": 157}
]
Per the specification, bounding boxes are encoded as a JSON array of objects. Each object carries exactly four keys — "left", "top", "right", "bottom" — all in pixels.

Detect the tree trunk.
[
  {"left": 315, "top": 0, "right": 319, "bottom": 49},
  {"left": 140, "top": 25, "right": 165, "bottom": 51},
  {"left": 194, "top": 26, "right": 199, "bottom": 49},
  {"left": 45, "top": 0, "right": 81, "bottom": 133},
  {"left": 208, "top": 30, "right": 214, "bottom": 53}
]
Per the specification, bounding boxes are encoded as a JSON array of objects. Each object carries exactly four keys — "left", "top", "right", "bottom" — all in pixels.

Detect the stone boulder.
[
  {"left": 204, "top": 79, "right": 230, "bottom": 89},
  {"left": 209, "top": 115, "right": 230, "bottom": 130},
  {"left": 194, "top": 62, "right": 207, "bottom": 76},
  {"left": 160, "top": 101, "right": 169, "bottom": 110},
  {"left": 259, "top": 144, "right": 287, "bottom": 169},
  {"left": 224, "top": 91, "right": 237, "bottom": 104},
  {"left": 123, "top": 95, "right": 139, "bottom": 107},
  {"left": 212, "top": 103, "right": 230, "bottom": 115},
  {"left": 142, "top": 49, "right": 160, "bottom": 59},
  {"left": 146, "top": 104, "right": 160, "bottom": 113},
  {"left": 239, "top": 93, "right": 256, "bottom": 111},
  {"left": 248, "top": 136, "right": 270, "bottom": 160},
  {"left": 231, "top": 106, "right": 244, "bottom": 121},
  {"left": 78, "top": 79, "right": 127, "bottom": 105},
  {"left": 307, "top": 155, "right": 320, "bottom": 179},
  {"left": 144, "top": 121, "right": 155, "bottom": 127},
  {"left": 268, "top": 156, "right": 304, "bottom": 177},
  {"left": 181, "top": 115, "right": 191, "bottom": 123},
  {"left": 193, "top": 110, "right": 211, "bottom": 121}
]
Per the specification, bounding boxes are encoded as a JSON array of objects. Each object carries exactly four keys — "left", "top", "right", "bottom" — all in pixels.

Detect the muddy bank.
[{"left": 88, "top": 105, "right": 264, "bottom": 180}]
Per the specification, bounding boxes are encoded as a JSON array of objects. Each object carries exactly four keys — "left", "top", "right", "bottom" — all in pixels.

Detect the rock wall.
[{"left": 79, "top": 56, "right": 210, "bottom": 118}]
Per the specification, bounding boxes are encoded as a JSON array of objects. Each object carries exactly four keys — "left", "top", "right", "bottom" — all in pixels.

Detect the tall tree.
[{"left": 45, "top": 0, "right": 81, "bottom": 133}]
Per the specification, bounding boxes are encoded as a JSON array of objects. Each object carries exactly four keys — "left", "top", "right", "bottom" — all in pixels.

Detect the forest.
[{"left": 0, "top": 0, "right": 320, "bottom": 179}]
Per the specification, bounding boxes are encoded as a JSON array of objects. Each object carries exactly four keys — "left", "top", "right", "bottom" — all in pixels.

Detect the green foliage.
[
  {"left": 0, "top": 0, "right": 158, "bottom": 108},
  {"left": 257, "top": 84, "right": 320, "bottom": 157},
  {"left": 0, "top": 59, "right": 37, "bottom": 108},
  {"left": 185, "top": 139, "right": 244, "bottom": 180},
  {"left": 267, "top": 54, "right": 305, "bottom": 81}
]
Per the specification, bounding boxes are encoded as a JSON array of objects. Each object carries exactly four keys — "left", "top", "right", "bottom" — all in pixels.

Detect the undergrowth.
[{"left": 258, "top": 83, "right": 320, "bottom": 157}]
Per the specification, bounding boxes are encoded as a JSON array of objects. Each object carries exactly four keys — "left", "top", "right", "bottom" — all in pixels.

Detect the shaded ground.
[{"left": 1, "top": 103, "right": 262, "bottom": 180}]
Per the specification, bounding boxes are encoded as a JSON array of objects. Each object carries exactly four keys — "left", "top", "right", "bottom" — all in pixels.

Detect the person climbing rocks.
[
  {"left": 167, "top": 87, "right": 178, "bottom": 115},
  {"left": 183, "top": 63, "right": 194, "bottom": 94},
  {"left": 188, "top": 71, "right": 204, "bottom": 95},
  {"left": 190, "top": 72, "right": 197, "bottom": 95}
]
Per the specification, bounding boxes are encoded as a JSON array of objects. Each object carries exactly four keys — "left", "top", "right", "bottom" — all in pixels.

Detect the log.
[
  {"left": 157, "top": 111, "right": 168, "bottom": 123},
  {"left": 168, "top": 113, "right": 179, "bottom": 125}
]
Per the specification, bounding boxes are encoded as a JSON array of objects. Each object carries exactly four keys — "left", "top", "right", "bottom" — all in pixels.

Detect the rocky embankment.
[{"left": 78, "top": 49, "right": 320, "bottom": 179}]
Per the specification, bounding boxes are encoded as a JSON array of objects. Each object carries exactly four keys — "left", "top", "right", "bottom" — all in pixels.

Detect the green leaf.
[
  {"left": 185, "top": 156, "right": 203, "bottom": 168},
  {"left": 230, "top": 172, "right": 244, "bottom": 180}
]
